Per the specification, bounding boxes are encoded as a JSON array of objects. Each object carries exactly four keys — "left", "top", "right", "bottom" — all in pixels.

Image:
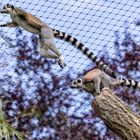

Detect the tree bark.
[{"left": 91, "top": 88, "right": 140, "bottom": 140}]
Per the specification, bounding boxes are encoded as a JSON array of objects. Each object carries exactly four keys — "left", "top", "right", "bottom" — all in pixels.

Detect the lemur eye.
[
  {"left": 73, "top": 81, "right": 76, "bottom": 85},
  {"left": 77, "top": 78, "right": 82, "bottom": 83}
]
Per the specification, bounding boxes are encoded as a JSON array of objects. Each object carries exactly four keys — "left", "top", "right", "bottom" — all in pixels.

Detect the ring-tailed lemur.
[
  {"left": 0, "top": 4, "right": 116, "bottom": 78},
  {"left": 71, "top": 68, "right": 140, "bottom": 96}
]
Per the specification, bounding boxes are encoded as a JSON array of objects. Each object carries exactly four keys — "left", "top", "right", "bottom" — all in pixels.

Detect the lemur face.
[
  {"left": 71, "top": 78, "right": 83, "bottom": 89},
  {"left": 3, "top": 4, "right": 15, "bottom": 13}
]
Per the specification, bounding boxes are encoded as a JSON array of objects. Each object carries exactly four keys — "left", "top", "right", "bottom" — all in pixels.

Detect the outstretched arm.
[
  {"left": 0, "top": 22, "right": 18, "bottom": 27},
  {"left": 0, "top": 9, "right": 8, "bottom": 14}
]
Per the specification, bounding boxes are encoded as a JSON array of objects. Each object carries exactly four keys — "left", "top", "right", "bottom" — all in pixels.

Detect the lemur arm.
[
  {"left": 0, "top": 22, "right": 18, "bottom": 27},
  {"left": 93, "top": 77, "right": 101, "bottom": 95},
  {"left": 0, "top": 9, "right": 8, "bottom": 14}
]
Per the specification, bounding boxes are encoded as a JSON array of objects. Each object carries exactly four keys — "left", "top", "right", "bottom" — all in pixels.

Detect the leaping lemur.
[
  {"left": 0, "top": 4, "right": 116, "bottom": 78},
  {"left": 71, "top": 68, "right": 140, "bottom": 96}
]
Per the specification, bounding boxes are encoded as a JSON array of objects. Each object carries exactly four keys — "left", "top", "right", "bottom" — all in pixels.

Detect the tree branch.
[{"left": 91, "top": 88, "right": 140, "bottom": 140}]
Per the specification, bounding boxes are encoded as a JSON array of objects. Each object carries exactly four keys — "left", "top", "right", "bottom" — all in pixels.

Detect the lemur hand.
[{"left": 57, "top": 55, "right": 66, "bottom": 68}]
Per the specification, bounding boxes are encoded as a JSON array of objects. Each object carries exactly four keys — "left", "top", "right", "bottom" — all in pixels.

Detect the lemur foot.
[{"left": 57, "top": 55, "right": 66, "bottom": 68}]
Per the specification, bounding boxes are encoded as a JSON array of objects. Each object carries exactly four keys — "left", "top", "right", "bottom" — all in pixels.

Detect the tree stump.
[{"left": 91, "top": 88, "right": 140, "bottom": 140}]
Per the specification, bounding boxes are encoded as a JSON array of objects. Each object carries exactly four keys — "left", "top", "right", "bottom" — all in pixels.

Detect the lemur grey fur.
[
  {"left": 0, "top": 4, "right": 116, "bottom": 78},
  {"left": 71, "top": 68, "right": 140, "bottom": 96}
]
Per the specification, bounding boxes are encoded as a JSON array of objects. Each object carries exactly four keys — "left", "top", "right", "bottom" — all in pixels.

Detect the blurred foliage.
[{"left": 0, "top": 99, "right": 23, "bottom": 140}]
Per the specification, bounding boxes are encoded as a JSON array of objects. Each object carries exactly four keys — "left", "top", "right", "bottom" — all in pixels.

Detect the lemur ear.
[
  {"left": 3, "top": 4, "right": 14, "bottom": 10},
  {"left": 7, "top": 4, "right": 10, "bottom": 7},
  {"left": 11, "top": 5, "right": 14, "bottom": 10}
]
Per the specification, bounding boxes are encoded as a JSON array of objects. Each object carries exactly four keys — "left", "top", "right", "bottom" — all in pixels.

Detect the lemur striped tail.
[
  {"left": 52, "top": 29, "right": 116, "bottom": 78},
  {"left": 119, "top": 78, "right": 140, "bottom": 89}
]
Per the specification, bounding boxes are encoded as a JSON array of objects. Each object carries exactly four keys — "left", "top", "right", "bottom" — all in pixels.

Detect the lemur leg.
[
  {"left": 38, "top": 42, "right": 58, "bottom": 59},
  {"left": 93, "top": 77, "right": 101, "bottom": 95},
  {"left": 38, "top": 27, "right": 65, "bottom": 68},
  {"left": 40, "top": 27, "right": 62, "bottom": 56},
  {"left": 101, "top": 77, "right": 118, "bottom": 90},
  {"left": 101, "top": 73, "right": 112, "bottom": 89},
  {"left": 38, "top": 36, "right": 57, "bottom": 58},
  {"left": 0, "top": 22, "right": 18, "bottom": 27},
  {"left": 109, "top": 79, "right": 120, "bottom": 89},
  {"left": 102, "top": 78, "right": 110, "bottom": 88}
]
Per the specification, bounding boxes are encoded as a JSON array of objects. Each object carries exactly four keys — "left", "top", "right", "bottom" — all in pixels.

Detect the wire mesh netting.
[{"left": 0, "top": 0, "right": 139, "bottom": 139}]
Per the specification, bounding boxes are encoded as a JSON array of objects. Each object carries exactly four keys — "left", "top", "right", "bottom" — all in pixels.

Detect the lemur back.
[
  {"left": 11, "top": 7, "right": 46, "bottom": 34},
  {"left": 0, "top": 4, "right": 116, "bottom": 78}
]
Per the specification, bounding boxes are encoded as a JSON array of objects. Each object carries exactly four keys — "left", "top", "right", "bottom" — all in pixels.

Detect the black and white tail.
[
  {"left": 119, "top": 78, "right": 140, "bottom": 89},
  {"left": 52, "top": 29, "right": 116, "bottom": 78}
]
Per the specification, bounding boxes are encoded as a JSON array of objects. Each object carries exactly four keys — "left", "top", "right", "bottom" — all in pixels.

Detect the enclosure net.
[{"left": 0, "top": 0, "right": 139, "bottom": 139}]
